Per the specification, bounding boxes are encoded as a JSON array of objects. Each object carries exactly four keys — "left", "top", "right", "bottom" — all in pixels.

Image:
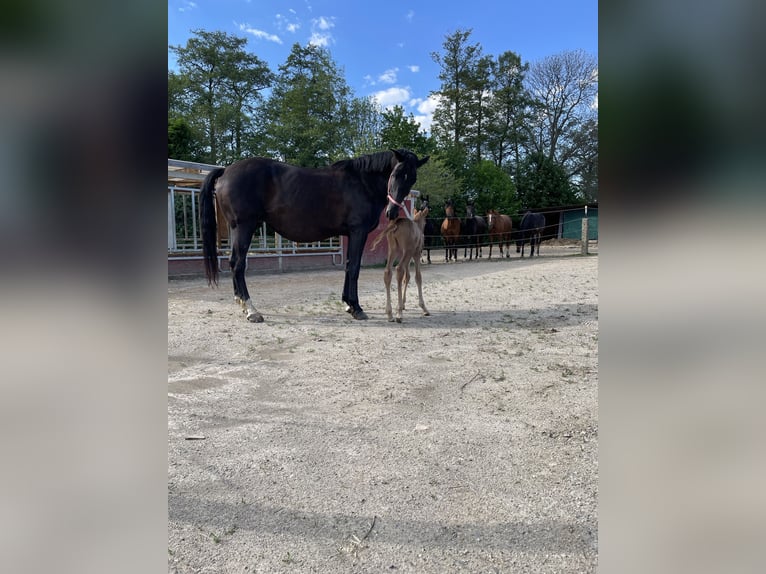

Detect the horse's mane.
[{"left": 331, "top": 150, "right": 394, "bottom": 173}]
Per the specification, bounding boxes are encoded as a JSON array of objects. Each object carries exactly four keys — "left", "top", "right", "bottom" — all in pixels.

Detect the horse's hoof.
[
  {"left": 395, "top": 317, "right": 402, "bottom": 323},
  {"left": 351, "top": 309, "right": 368, "bottom": 320},
  {"left": 246, "top": 312, "right": 264, "bottom": 323},
  {"left": 344, "top": 304, "right": 353, "bottom": 313},
  {"left": 423, "top": 311, "right": 430, "bottom": 316}
]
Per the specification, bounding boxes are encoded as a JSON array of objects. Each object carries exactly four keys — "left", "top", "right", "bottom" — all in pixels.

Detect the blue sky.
[{"left": 168, "top": 0, "right": 597, "bottom": 132}]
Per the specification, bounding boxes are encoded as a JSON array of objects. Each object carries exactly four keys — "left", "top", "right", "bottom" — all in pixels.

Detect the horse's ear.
[
  {"left": 390, "top": 148, "right": 405, "bottom": 163},
  {"left": 418, "top": 155, "right": 430, "bottom": 167}
]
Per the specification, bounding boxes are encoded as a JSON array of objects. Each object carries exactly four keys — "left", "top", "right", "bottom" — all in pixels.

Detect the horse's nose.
[{"left": 386, "top": 204, "right": 399, "bottom": 220}]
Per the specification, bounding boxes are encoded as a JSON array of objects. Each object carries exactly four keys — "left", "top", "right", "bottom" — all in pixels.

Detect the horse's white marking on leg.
[{"left": 243, "top": 298, "right": 264, "bottom": 323}]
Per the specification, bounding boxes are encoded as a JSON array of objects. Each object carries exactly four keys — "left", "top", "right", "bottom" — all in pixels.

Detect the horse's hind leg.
[
  {"left": 230, "top": 225, "right": 263, "bottom": 323},
  {"left": 401, "top": 262, "right": 411, "bottom": 310},
  {"left": 414, "top": 259, "right": 430, "bottom": 316}
]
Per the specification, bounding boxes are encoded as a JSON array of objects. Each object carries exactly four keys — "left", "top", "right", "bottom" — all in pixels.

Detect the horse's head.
[
  {"left": 466, "top": 201, "right": 475, "bottom": 218},
  {"left": 445, "top": 199, "right": 456, "bottom": 218},
  {"left": 487, "top": 209, "right": 497, "bottom": 229},
  {"left": 418, "top": 195, "right": 430, "bottom": 214},
  {"left": 386, "top": 149, "right": 429, "bottom": 220}
]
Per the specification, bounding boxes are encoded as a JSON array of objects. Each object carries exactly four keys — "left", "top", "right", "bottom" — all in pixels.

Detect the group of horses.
[
  {"left": 199, "top": 148, "right": 546, "bottom": 324},
  {"left": 424, "top": 199, "right": 546, "bottom": 264}
]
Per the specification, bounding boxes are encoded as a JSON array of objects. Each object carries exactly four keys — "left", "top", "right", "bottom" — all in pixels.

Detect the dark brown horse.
[
  {"left": 199, "top": 149, "right": 429, "bottom": 322},
  {"left": 440, "top": 199, "right": 461, "bottom": 262},
  {"left": 486, "top": 209, "right": 513, "bottom": 259},
  {"left": 462, "top": 200, "right": 488, "bottom": 260},
  {"left": 516, "top": 211, "right": 546, "bottom": 257}
]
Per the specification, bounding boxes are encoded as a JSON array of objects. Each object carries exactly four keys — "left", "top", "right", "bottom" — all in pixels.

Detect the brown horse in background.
[
  {"left": 440, "top": 199, "right": 461, "bottom": 262},
  {"left": 371, "top": 202, "right": 431, "bottom": 323},
  {"left": 487, "top": 209, "right": 513, "bottom": 259}
]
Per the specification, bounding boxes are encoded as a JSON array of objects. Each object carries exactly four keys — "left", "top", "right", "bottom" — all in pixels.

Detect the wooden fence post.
[{"left": 581, "top": 218, "right": 589, "bottom": 255}]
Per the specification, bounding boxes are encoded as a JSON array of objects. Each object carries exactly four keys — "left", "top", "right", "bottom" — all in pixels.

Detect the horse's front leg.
[
  {"left": 395, "top": 263, "right": 407, "bottom": 323},
  {"left": 344, "top": 230, "right": 368, "bottom": 320},
  {"left": 383, "top": 261, "right": 394, "bottom": 322}
]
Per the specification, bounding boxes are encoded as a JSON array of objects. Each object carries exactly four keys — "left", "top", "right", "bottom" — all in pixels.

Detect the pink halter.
[{"left": 386, "top": 171, "right": 413, "bottom": 220}]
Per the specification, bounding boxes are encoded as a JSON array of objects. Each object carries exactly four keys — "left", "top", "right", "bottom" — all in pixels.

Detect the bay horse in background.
[
  {"left": 441, "top": 199, "right": 460, "bottom": 263},
  {"left": 462, "top": 200, "right": 488, "bottom": 260},
  {"left": 441, "top": 199, "right": 461, "bottom": 262},
  {"left": 200, "top": 148, "right": 429, "bottom": 322},
  {"left": 486, "top": 209, "right": 513, "bottom": 259},
  {"left": 420, "top": 194, "right": 438, "bottom": 264},
  {"left": 516, "top": 211, "right": 546, "bottom": 257},
  {"left": 370, "top": 200, "right": 431, "bottom": 323}
]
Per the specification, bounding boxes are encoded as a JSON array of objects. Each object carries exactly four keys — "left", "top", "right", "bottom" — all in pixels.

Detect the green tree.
[
  {"left": 263, "top": 43, "right": 352, "bottom": 166},
  {"left": 380, "top": 105, "right": 432, "bottom": 156},
  {"left": 346, "top": 96, "right": 383, "bottom": 156},
  {"left": 169, "top": 29, "right": 272, "bottom": 164},
  {"left": 485, "top": 51, "right": 530, "bottom": 179},
  {"left": 567, "top": 117, "right": 598, "bottom": 202},
  {"left": 168, "top": 117, "right": 204, "bottom": 161},
  {"left": 464, "top": 54, "right": 494, "bottom": 164},
  {"left": 524, "top": 50, "right": 598, "bottom": 166},
  {"left": 430, "top": 29, "right": 484, "bottom": 174},
  {"left": 515, "top": 152, "right": 578, "bottom": 209},
  {"left": 410, "top": 155, "right": 462, "bottom": 219},
  {"left": 463, "top": 160, "right": 518, "bottom": 216}
]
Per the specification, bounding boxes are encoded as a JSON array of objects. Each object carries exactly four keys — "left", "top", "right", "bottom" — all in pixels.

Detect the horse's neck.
[{"left": 414, "top": 210, "right": 428, "bottom": 231}]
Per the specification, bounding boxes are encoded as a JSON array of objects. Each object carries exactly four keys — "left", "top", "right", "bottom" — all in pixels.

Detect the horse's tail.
[
  {"left": 200, "top": 167, "right": 225, "bottom": 286},
  {"left": 370, "top": 220, "right": 399, "bottom": 251}
]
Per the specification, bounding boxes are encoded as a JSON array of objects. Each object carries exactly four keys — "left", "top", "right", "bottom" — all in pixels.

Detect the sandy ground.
[{"left": 168, "top": 245, "right": 598, "bottom": 573}]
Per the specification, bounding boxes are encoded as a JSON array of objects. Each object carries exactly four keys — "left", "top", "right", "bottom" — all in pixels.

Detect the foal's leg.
[
  {"left": 395, "top": 262, "right": 407, "bottom": 323},
  {"left": 413, "top": 257, "right": 430, "bottom": 316},
  {"left": 383, "top": 258, "right": 394, "bottom": 322},
  {"left": 401, "top": 258, "right": 411, "bottom": 310}
]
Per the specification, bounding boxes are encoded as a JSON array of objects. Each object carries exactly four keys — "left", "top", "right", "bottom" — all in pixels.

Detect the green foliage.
[
  {"left": 463, "top": 160, "right": 518, "bottom": 216},
  {"left": 166, "top": 28, "right": 597, "bottom": 211},
  {"left": 263, "top": 43, "right": 353, "bottom": 166},
  {"left": 410, "top": 156, "right": 462, "bottom": 219},
  {"left": 169, "top": 29, "right": 272, "bottom": 163},
  {"left": 515, "top": 152, "right": 578, "bottom": 209},
  {"left": 380, "top": 105, "right": 432, "bottom": 156},
  {"left": 168, "top": 117, "right": 204, "bottom": 161}
]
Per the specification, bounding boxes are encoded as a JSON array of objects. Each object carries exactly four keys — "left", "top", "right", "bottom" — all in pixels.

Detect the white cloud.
[
  {"left": 178, "top": 1, "right": 197, "bottom": 12},
  {"left": 378, "top": 68, "right": 399, "bottom": 84},
  {"left": 406, "top": 10, "right": 414, "bottom": 23},
  {"left": 308, "top": 16, "right": 335, "bottom": 47},
  {"left": 309, "top": 33, "right": 331, "bottom": 47},
  {"left": 314, "top": 16, "right": 334, "bottom": 30},
  {"left": 276, "top": 13, "right": 301, "bottom": 34},
  {"left": 237, "top": 22, "right": 283, "bottom": 44},
  {"left": 407, "top": 65, "right": 419, "bottom": 73},
  {"left": 409, "top": 94, "right": 441, "bottom": 134},
  {"left": 372, "top": 87, "right": 412, "bottom": 109}
]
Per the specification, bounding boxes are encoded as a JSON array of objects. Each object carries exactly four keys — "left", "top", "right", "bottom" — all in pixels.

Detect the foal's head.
[{"left": 386, "top": 149, "right": 430, "bottom": 220}]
